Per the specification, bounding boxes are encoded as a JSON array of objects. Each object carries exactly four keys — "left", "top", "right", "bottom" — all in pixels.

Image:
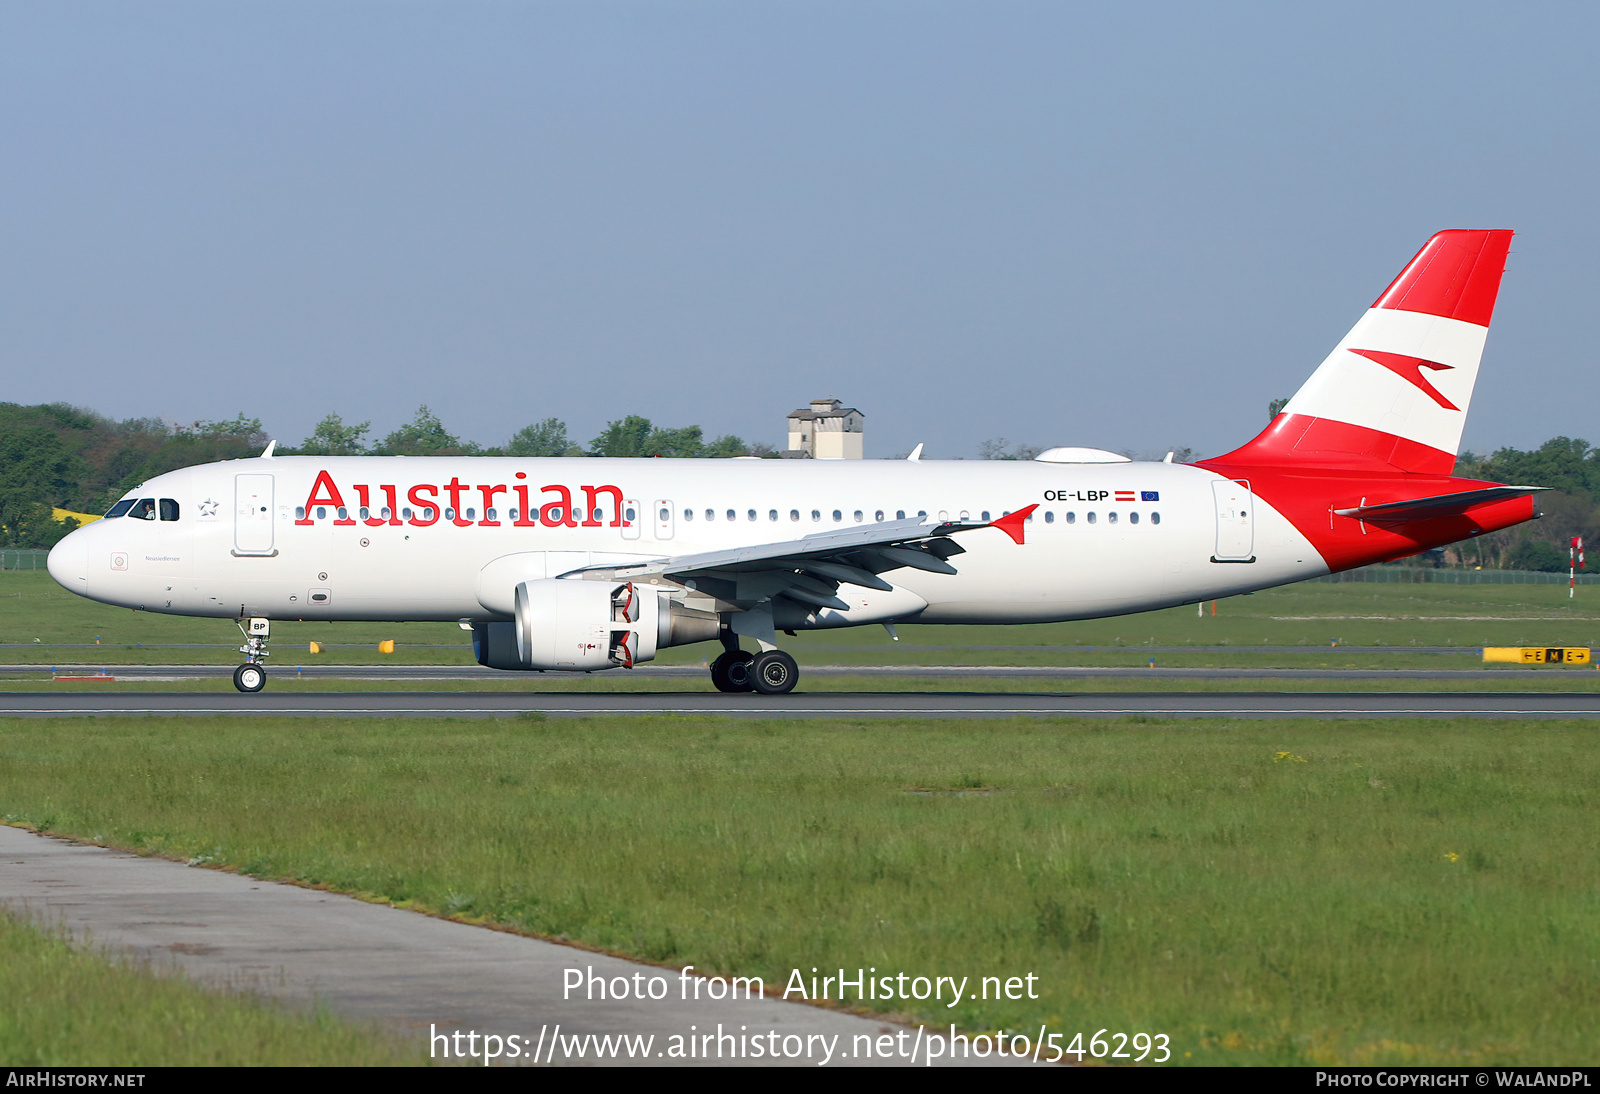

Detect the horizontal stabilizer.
[{"left": 1333, "top": 486, "right": 1546, "bottom": 522}]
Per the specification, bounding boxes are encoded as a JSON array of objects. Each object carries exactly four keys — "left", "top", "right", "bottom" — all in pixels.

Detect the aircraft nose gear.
[
  {"left": 234, "top": 616, "right": 271, "bottom": 693},
  {"left": 233, "top": 663, "right": 266, "bottom": 693},
  {"left": 709, "top": 650, "right": 755, "bottom": 693},
  {"left": 749, "top": 650, "right": 799, "bottom": 695}
]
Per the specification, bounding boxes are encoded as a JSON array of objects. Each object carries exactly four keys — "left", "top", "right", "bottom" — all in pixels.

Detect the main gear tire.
[
  {"left": 710, "top": 650, "right": 755, "bottom": 693},
  {"left": 749, "top": 650, "right": 799, "bottom": 695},
  {"left": 233, "top": 663, "right": 267, "bottom": 693}
]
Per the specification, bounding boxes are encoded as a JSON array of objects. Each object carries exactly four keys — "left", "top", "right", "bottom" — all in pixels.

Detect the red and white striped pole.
[{"left": 1572, "top": 536, "right": 1585, "bottom": 598}]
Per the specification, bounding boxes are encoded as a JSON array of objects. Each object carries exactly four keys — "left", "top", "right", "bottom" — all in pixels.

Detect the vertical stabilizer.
[{"left": 1214, "top": 229, "right": 1513, "bottom": 475}]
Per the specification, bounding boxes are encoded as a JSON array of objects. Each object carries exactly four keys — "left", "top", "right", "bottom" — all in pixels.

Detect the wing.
[{"left": 561, "top": 506, "right": 1037, "bottom": 612}]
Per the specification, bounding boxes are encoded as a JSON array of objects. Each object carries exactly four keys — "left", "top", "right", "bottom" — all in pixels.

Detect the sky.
[{"left": 2, "top": 1, "right": 1596, "bottom": 460}]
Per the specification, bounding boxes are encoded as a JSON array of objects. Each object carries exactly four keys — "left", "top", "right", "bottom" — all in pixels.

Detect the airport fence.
[
  {"left": 1, "top": 551, "right": 49, "bottom": 571},
  {"left": 1318, "top": 564, "right": 1600, "bottom": 586}
]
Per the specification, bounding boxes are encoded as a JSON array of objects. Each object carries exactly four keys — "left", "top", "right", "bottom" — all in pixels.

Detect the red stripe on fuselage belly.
[{"left": 1195, "top": 461, "right": 1536, "bottom": 573}]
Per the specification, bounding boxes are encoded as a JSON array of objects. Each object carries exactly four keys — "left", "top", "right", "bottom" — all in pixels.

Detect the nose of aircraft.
[{"left": 47, "top": 529, "right": 90, "bottom": 597}]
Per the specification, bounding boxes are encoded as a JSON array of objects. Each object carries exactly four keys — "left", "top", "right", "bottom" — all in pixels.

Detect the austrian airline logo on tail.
[{"left": 1345, "top": 349, "right": 1460, "bottom": 411}]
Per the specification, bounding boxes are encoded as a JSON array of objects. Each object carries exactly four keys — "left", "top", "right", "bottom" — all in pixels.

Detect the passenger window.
[
  {"left": 812, "top": 510, "right": 821, "bottom": 522},
  {"left": 684, "top": 509, "right": 695, "bottom": 521},
  {"left": 853, "top": 510, "right": 863, "bottom": 522},
  {"left": 1151, "top": 512, "right": 1161, "bottom": 525},
  {"left": 316, "top": 506, "right": 327, "bottom": 520},
  {"left": 790, "top": 510, "right": 800, "bottom": 522},
  {"left": 729, "top": 509, "right": 738, "bottom": 521},
  {"left": 444, "top": 508, "right": 455, "bottom": 521},
  {"left": 381, "top": 506, "right": 392, "bottom": 520},
  {"left": 104, "top": 500, "right": 135, "bottom": 518},
  {"left": 625, "top": 506, "right": 636, "bottom": 522},
  {"left": 337, "top": 507, "right": 349, "bottom": 521},
  {"left": 466, "top": 508, "right": 476, "bottom": 520},
  {"left": 1130, "top": 512, "right": 1140, "bottom": 524},
  {"left": 917, "top": 510, "right": 927, "bottom": 519},
  {"left": 705, "top": 509, "right": 714, "bottom": 521},
  {"left": 159, "top": 499, "right": 180, "bottom": 521},
  {"left": 1087, "top": 512, "right": 1097, "bottom": 524},
  {"left": 747, "top": 509, "right": 755, "bottom": 521},
  {"left": 486, "top": 508, "right": 497, "bottom": 522},
  {"left": 659, "top": 507, "right": 670, "bottom": 521},
  {"left": 403, "top": 507, "right": 413, "bottom": 520},
  {"left": 980, "top": 510, "right": 990, "bottom": 522},
  {"left": 959, "top": 510, "right": 969, "bottom": 521},
  {"left": 1045, "top": 511, "right": 1055, "bottom": 523},
  {"left": 832, "top": 509, "right": 842, "bottom": 522},
  {"left": 938, "top": 511, "right": 948, "bottom": 521},
  {"left": 896, "top": 510, "right": 906, "bottom": 520},
  {"left": 1108, "top": 512, "right": 1118, "bottom": 524},
  {"left": 875, "top": 510, "right": 884, "bottom": 521},
  {"left": 129, "top": 498, "right": 156, "bottom": 520},
  {"left": 767, "top": 509, "right": 776, "bottom": 521},
  {"left": 1066, "top": 512, "right": 1076, "bottom": 524},
  {"left": 359, "top": 507, "right": 370, "bottom": 520}
]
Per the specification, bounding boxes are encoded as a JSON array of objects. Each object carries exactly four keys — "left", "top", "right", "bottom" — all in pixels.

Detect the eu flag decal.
[{"left": 1141, "top": 491, "right": 1160, "bottom": 501}]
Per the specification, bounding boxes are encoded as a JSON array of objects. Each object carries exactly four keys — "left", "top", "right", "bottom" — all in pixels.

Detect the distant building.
[{"left": 784, "top": 398, "right": 864, "bottom": 459}]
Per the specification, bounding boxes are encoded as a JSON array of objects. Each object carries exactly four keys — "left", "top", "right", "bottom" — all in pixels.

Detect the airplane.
[{"left": 46, "top": 229, "right": 1542, "bottom": 694}]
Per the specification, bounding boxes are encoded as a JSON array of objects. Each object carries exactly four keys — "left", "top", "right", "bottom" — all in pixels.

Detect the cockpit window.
[
  {"left": 104, "top": 500, "right": 135, "bottom": 518},
  {"left": 128, "top": 498, "right": 157, "bottom": 521},
  {"left": 159, "top": 499, "right": 180, "bottom": 521}
]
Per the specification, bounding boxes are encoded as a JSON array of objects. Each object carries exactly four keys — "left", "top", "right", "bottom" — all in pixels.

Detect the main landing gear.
[
  {"left": 234, "top": 616, "right": 270, "bottom": 694},
  {"left": 709, "top": 637, "right": 799, "bottom": 695}
]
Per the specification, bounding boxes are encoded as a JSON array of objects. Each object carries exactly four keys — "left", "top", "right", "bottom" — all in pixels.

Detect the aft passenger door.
[
  {"left": 1211, "top": 479, "right": 1254, "bottom": 562},
  {"left": 234, "top": 474, "right": 276, "bottom": 556}
]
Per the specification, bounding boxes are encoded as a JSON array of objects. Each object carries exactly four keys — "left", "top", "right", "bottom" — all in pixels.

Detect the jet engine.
[{"left": 472, "top": 579, "right": 718, "bottom": 671}]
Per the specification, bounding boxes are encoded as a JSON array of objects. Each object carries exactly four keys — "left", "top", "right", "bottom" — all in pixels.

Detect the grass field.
[
  {"left": 0, "top": 910, "right": 423, "bottom": 1066},
  {"left": 2, "top": 714, "right": 1596, "bottom": 1066},
  {"left": 6, "top": 569, "right": 1600, "bottom": 670}
]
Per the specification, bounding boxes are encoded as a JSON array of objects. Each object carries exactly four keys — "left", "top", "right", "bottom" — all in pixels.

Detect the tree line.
[
  {"left": 0, "top": 403, "right": 767, "bottom": 547},
  {"left": 2, "top": 399, "right": 1595, "bottom": 571}
]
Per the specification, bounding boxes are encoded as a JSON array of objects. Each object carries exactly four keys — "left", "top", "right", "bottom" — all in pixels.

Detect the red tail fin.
[{"left": 1213, "top": 230, "right": 1512, "bottom": 475}]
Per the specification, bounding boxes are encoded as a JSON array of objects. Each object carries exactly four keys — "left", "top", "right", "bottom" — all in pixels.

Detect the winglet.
[
  {"left": 989, "top": 504, "right": 1038, "bottom": 545},
  {"left": 261, "top": 440, "right": 277, "bottom": 458},
  {"left": 906, "top": 443, "right": 924, "bottom": 462}
]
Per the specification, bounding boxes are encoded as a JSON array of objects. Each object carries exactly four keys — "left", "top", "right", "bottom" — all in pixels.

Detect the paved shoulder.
[{"left": 0, "top": 826, "right": 1021, "bottom": 1067}]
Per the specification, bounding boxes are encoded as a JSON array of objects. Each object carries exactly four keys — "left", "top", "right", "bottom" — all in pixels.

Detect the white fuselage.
[{"left": 49, "top": 455, "right": 1325, "bottom": 629}]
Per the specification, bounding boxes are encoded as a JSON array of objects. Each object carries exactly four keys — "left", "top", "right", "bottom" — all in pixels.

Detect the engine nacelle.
[
  {"left": 472, "top": 579, "right": 720, "bottom": 672},
  {"left": 516, "top": 578, "right": 654, "bottom": 671}
]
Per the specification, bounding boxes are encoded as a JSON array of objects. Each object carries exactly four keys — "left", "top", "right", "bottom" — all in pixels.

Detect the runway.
[
  {"left": 1, "top": 662, "right": 1584, "bottom": 682},
  {"left": 2, "top": 690, "right": 1598, "bottom": 718}
]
